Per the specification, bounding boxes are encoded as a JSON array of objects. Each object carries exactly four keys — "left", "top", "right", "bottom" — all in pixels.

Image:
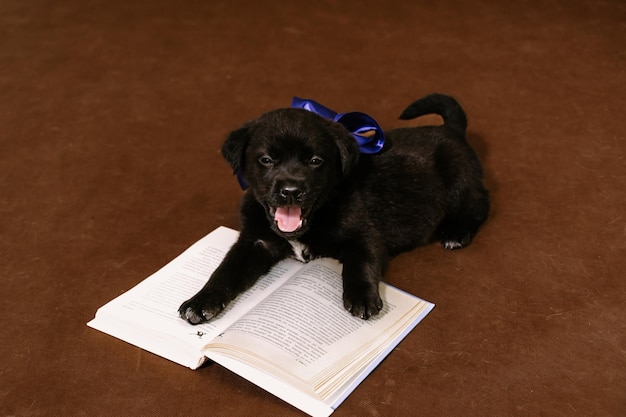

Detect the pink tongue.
[{"left": 274, "top": 206, "right": 302, "bottom": 232}]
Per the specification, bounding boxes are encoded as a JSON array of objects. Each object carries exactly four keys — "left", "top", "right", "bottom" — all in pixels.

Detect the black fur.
[{"left": 179, "top": 93, "right": 489, "bottom": 323}]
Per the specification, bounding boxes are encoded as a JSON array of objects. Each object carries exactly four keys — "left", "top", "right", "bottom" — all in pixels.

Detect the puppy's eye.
[
  {"left": 259, "top": 156, "right": 274, "bottom": 167},
  {"left": 309, "top": 156, "right": 324, "bottom": 167}
]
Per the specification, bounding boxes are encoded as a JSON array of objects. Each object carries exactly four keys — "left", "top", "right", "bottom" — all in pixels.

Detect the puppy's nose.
[{"left": 279, "top": 185, "right": 302, "bottom": 199}]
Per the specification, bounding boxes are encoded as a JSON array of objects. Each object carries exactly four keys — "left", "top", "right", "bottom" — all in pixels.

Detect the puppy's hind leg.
[{"left": 437, "top": 188, "right": 489, "bottom": 250}]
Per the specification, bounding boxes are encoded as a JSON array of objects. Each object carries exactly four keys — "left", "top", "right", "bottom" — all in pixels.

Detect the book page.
[
  {"left": 202, "top": 258, "right": 428, "bottom": 384},
  {"left": 88, "top": 226, "right": 304, "bottom": 367}
]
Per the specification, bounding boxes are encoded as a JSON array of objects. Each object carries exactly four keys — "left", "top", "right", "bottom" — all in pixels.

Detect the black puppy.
[{"left": 179, "top": 93, "right": 489, "bottom": 324}]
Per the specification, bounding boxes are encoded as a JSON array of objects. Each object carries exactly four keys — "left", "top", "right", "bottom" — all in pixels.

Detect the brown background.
[{"left": 1, "top": 0, "right": 624, "bottom": 416}]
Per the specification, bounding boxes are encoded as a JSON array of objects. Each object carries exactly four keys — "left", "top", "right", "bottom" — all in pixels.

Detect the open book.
[{"left": 88, "top": 226, "right": 434, "bottom": 417}]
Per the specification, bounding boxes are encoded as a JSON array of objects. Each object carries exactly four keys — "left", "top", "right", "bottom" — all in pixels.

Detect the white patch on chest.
[{"left": 288, "top": 240, "right": 310, "bottom": 263}]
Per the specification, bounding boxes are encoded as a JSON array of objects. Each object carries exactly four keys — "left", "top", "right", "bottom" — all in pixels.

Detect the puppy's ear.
[
  {"left": 221, "top": 124, "right": 252, "bottom": 174},
  {"left": 334, "top": 131, "right": 360, "bottom": 176}
]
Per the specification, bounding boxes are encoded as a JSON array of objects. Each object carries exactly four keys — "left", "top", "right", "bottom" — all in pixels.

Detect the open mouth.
[{"left": 272, "top": 205, "right": 304, "bottom": 233}]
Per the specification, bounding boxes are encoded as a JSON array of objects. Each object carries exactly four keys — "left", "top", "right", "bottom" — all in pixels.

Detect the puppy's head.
[{"left": 222, "top": 108, "right": 359, "bottom": 238}]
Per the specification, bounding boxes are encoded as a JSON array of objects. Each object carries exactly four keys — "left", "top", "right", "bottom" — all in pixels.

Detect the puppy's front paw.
[
  {"left": 343, "top": 287, "right": 383, "bottom": 320},
  {"left": 178, "top": 290, "right": 229, "bottom": 325}
]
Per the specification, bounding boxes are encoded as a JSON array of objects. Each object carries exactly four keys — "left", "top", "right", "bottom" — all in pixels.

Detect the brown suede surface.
[{"left": 1, "top": 0, "right": 624, "bottom": 416}]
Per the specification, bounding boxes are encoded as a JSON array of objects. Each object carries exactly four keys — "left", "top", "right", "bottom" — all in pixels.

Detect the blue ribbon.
[
  {"left": 236, "top": 98, "right": 385, "bottom": 189},
  {"left": 291, "top": 97, "right": 385, "bottom": 154}
]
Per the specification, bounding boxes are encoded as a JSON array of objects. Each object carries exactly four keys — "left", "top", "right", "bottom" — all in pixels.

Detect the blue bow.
[
  {"left": 236, "top": 98, "right": 385, "bottom": 189},
  {"left": 291, "top": 97, "right": 386, "bottom": 154}
]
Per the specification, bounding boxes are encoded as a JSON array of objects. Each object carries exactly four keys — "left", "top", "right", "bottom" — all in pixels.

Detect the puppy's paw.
[
  {"left": 343, "top": 288, "right": 383, "bottom": 320},
  {"left": 178, "top": 290, "right": 229, "bottom": 325}
]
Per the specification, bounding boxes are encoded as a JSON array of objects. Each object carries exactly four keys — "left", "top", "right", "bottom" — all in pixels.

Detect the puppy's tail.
[{"left": 399, "top": 93, "right": 467, "bottom": 136}]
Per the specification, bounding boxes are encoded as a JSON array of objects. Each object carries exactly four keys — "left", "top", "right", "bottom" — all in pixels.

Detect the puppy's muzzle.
[
  {"left": 279, "top": 185, "right": 303, "bottom": 204},
  {"left": 274, "top": 179, "right": 306, "bottom": 205},
  {"left": 271, "top": 180, "right": 308, "bottom": 234}
]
